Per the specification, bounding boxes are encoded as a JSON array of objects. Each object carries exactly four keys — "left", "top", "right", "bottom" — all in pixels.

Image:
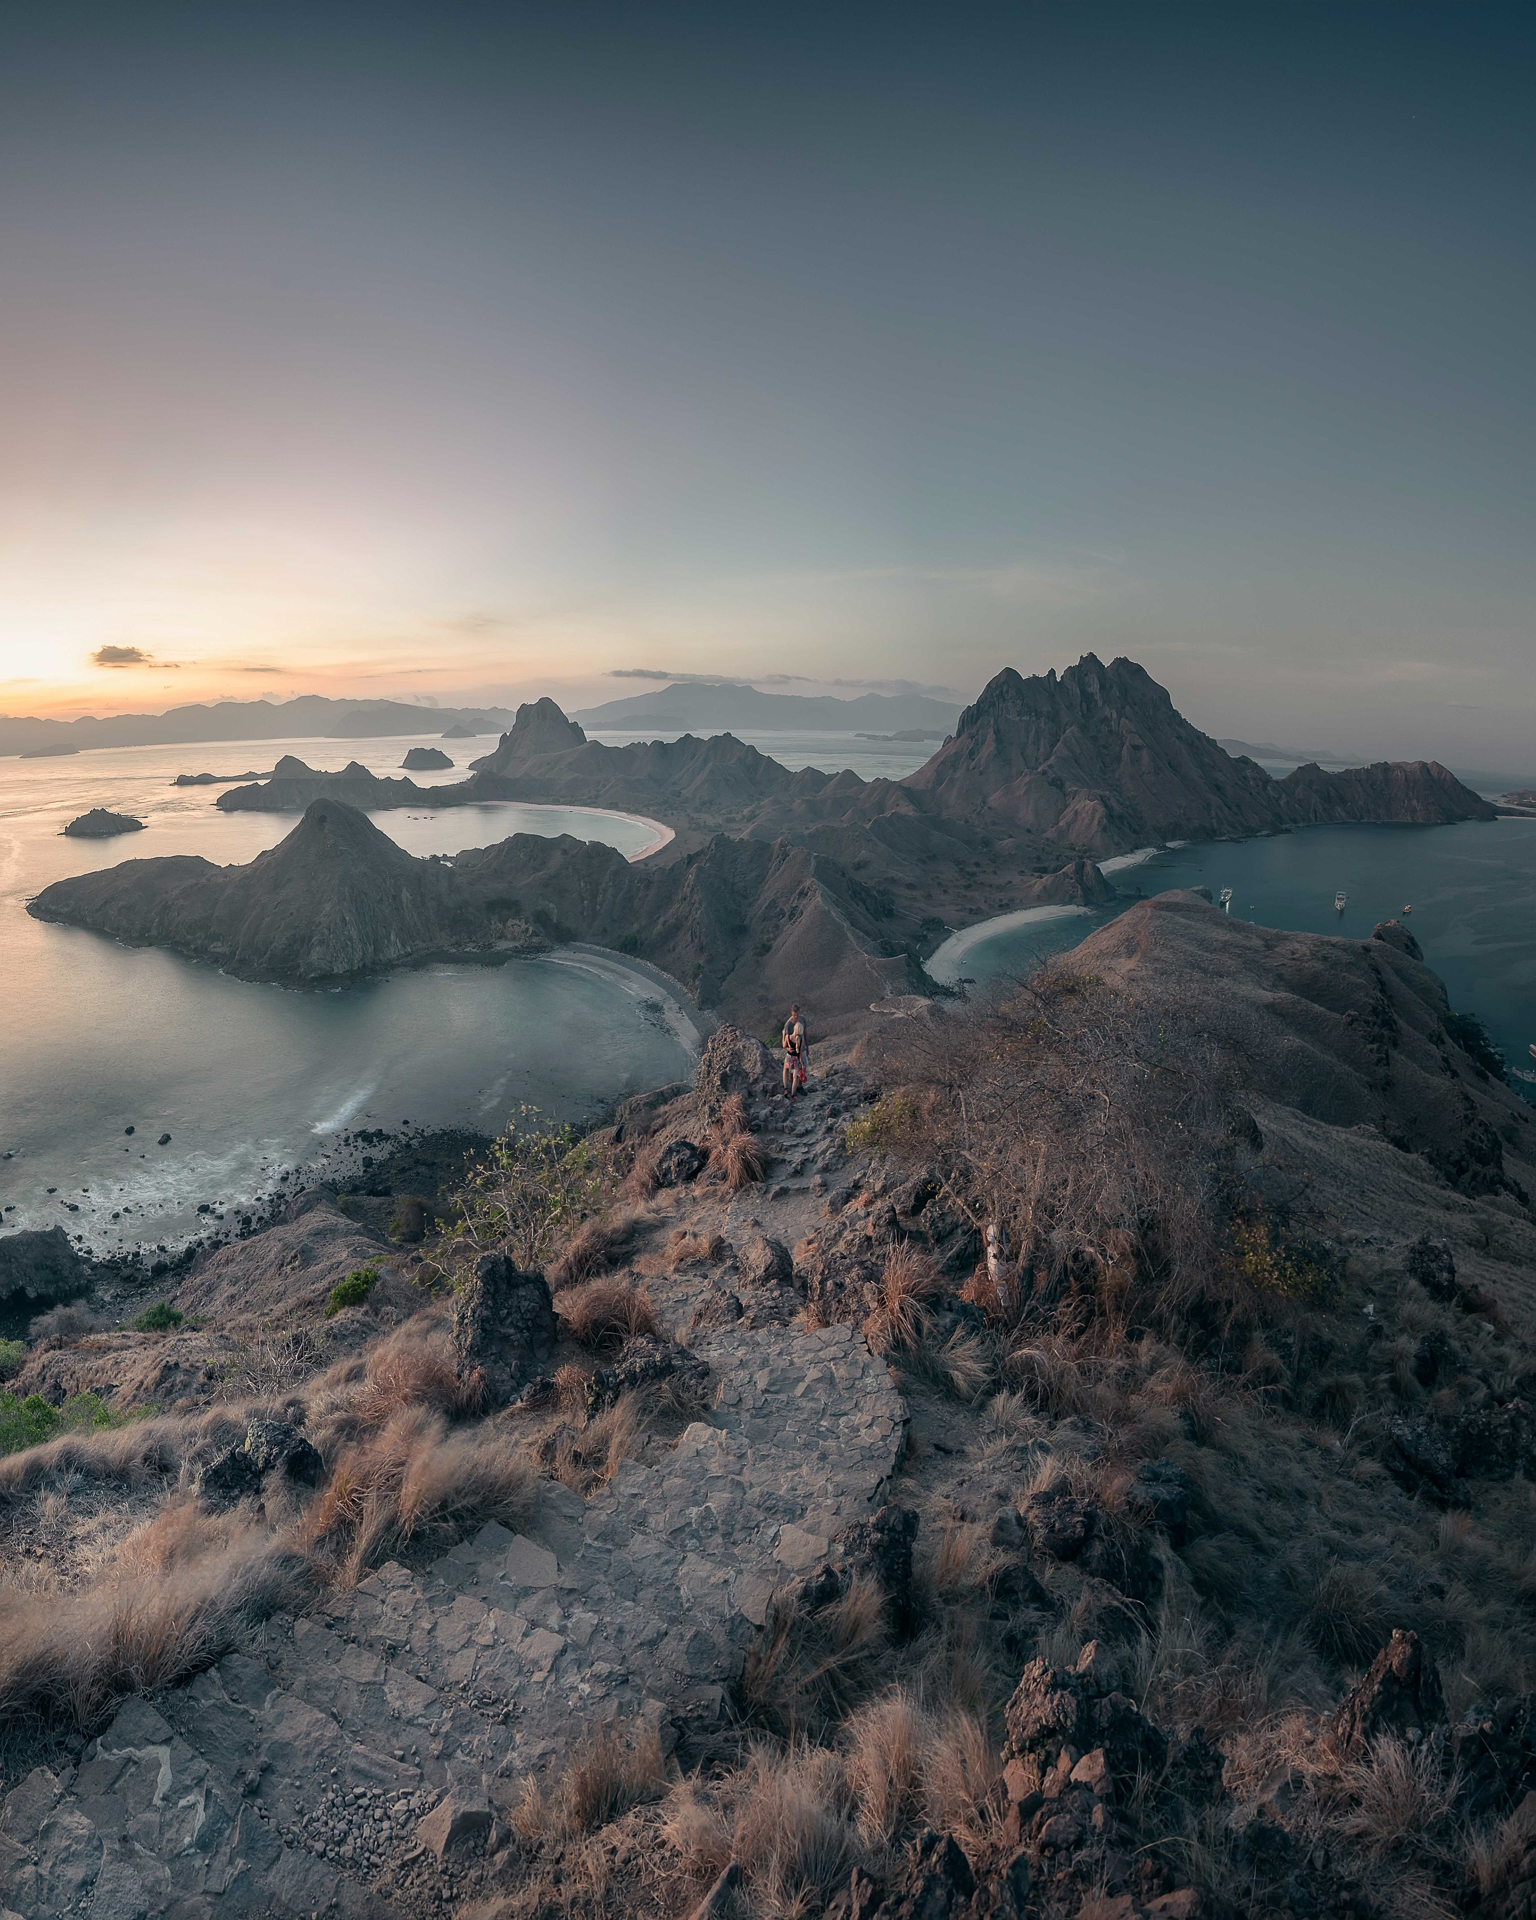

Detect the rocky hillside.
[
  {"left": 216, "top": 753, "right": 428, "bottom": 812},
  {"left": 904, "top": 654, "right": 1494, "bottom": 852},
  {"left": 4, "top": 921, "right": 1536, "bottom": 1919}
]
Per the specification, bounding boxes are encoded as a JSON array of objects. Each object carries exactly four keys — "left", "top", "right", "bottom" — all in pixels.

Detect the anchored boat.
[
  {"left": 1334, "top": 890, "right": 1347, "bottom": 912},
  {"left": 1219, "top": 887, "right": 1233, "bottom": 911}
]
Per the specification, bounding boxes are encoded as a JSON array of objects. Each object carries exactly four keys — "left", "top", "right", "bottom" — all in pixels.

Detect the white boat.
[
  {"left": 1403, "top": 904, "right": 1412, "bottom": 914},
  {"left": 1334, "top": 890, "right": 1347, "bottom": 912},
  {"left": 1219, "top": 887, "right": 1233, "bottom": 910}
]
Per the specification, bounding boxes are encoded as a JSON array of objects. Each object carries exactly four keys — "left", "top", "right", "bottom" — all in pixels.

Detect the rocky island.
[
  {"left": 403, "top": 746, "right": 454, "bottom": 769},
  {"left": 62, "top": 808, "right": 144, "bottom": 838}
]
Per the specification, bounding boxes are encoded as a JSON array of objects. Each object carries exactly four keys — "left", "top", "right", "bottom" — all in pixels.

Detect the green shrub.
[
  {"left": 447, "top": 1105, "right": 612, "bottom": 1270},
  {"left": 132, "top": 1300, "right": 183, "bottom": 1332},
  {"left": 0, "top": 1338, "right": 25, "bottom": 1379},
  {"left": 325, "top": 1266, "right": 380, "bottom": 1318},
  {"left": 844, "top": 1092, "right": 923, "bottom": 1157},
  {"left": 0, "top": 1389, "right": 114, "bottom": 1456}
]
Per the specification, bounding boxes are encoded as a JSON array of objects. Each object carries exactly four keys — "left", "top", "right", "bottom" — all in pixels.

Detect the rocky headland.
[
  {"left": 62, "top": 808, "right": 144, "bottom": 839},
  {"left": 2, "top": 911, "right": 1535, "bottom": 1919}
]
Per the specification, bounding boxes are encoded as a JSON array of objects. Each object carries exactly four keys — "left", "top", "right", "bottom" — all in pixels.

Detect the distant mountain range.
[
  {"left": 1217, "top": 737, "right": 1362, "bottom": 763},
  {"left": 0, "top": 695, "right": 514, "bottom": 757},
  {"left": 572, "top": 682, "right": 962, "bottom": 734}
]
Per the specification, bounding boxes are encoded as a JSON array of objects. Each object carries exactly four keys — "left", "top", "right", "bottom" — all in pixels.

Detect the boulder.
[
  {"left": 194, "top": 1446, "right": 264, "bottom": 1509},
  {"left": 1023, "top": 1489, "right": 1097, "bottom": 1562},
  {"left": 884, "top": 1831, "right": 975, "bottom": 1920},
  {"left": 654, "top": 1138, "right": 706, "bottom": 1187},
  {"left": 450, "top": 1254, "right": 556, "bottom": 1405},
  {"left": 417, "top": 1787, "right": 491, "bottom": 1859},
  {"left": 0, "top": 1227, "right": 87, "bottom": 1307},
  {"left": 583, "top": 1335, "right": 711, "bottom": 1417},
  {"left": 1330, "top": 1629, "right": 1446, "bottom": 1760},
  {"left": 1372, "top": 919, "right": 1424, "bottom": 962},
  {"left": 1454, "top": 1695, "right": 1536, "bottom": 1820},
  {"left": 739, "top": 1233, "right": 794, "bottom": 1290},
  {"left": 841, "top": 1504, "right": 920, "bottom": 1636},
  {"left": 1385, "top": 1417, "right": 1458, "bottom": 1500},
  {"left": 1405, "top": 1232, "right": 1458, "bottom": 1301},
  {"left": 245, "top": 1417, "right": 323, "bottom": 1485},
  {"left": 694, "top": 1024, "right": 772, "bottom": 1126}
]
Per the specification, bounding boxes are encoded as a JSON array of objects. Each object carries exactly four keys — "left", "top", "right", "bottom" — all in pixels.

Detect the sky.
[{"left": 1, "top": 2, "right": 1533, "bottom": 764}]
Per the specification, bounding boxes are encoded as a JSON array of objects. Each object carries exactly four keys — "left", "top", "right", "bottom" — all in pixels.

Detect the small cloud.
[
  {"left": 606, "top": 668, "right": 750, "bottom": 686},
  {"left": 442, "top": 610, "right": 510, "bottom": 634},
  {"left": 92, "top": 645, "right": 152, "bottom": 667},
  {"left": 238, "top": 665, "right": 282, "bottom": 675}
]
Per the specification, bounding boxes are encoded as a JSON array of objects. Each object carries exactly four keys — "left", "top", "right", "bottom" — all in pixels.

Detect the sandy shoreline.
[{"left": 925, "top": 845, "right": 1161, "bottom": 984}]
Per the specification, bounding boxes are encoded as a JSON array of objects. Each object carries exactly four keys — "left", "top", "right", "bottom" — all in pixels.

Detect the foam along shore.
[
  {"left": 538, "top": 942, "right": 711, "bottom": 1058},
  {"left": 924, "top": 845, "right": 1161, "bottom": 984}
]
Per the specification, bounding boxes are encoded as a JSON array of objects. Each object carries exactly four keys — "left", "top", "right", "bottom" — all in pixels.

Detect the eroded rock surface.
[{"left": 0, "top": 1321, "right": 904, "bottom": 1917}]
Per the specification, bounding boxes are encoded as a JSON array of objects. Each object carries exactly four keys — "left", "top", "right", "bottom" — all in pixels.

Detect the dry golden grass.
[
  {"left": 710, "top": 1131, "right": 765, "bottom": 1190},
  {"left": 555, "top": 1275, "right": 660, "bottom": 1350},
  {"left": 665, "top": 1228, "right": 727, "bottom": 1267},
  {"left": 743, "top": 1574, "right": 888, "bottom": 1738},
  {"left": 718, "top": 1092, "right": 751, "bottom": 1136},
  {"left": 300, "top": 1405, "right": 536, "bottom": 1581},
  {"left": 548, "top": 1394, "right": 640, "bottom": 1498},
  {"left": 0, "top": 1516, "right": 309, "bottom": 1729},
  {"left": 0, "top": 1407, "right": 245, "bottom": 1497},
  {"left": 844, "top": 1689, "right": 923, "bottom": 1843},
  {"left": 862, "top": 1243, "right": 943, "bottom": 1357},
  {"left": 1340, "top": 1734, "right": 1461, "bottom": 1859},
  {"left": 549, "top": 1210, "right": 645, "bottom": 1288},
  {"left": 514, "top": 1720, "right": 665, "bottom": 1840}
]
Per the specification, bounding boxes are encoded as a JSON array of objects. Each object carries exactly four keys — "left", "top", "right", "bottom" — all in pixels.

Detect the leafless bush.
[
  {"left": 223, "top": 1325, "right": 328, "bottom": 1398},
  {"left": 28, "top": 1302, "right": 98, "bottom": 1348}
]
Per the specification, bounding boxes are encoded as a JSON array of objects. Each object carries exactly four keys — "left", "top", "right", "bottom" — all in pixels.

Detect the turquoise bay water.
[
  {"left": 939, "top": 818, "right": 1536, "bottom": 1097},
  {"left": 0, "top": 736, "right": 694, "bottom": 1255}
]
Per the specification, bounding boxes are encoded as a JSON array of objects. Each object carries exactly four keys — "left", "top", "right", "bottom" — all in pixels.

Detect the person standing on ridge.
[{"left": 781, "top": 1004, "right": 808, "bottom": 1098}]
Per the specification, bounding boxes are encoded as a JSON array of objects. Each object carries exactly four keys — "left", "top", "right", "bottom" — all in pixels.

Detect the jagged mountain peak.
[{"left": 248, "top": 798, "right": 419, "bottom": 876}]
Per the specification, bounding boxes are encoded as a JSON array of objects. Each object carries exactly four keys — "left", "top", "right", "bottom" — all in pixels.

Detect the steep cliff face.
[
  {"left": 30, "top": 800, "right": 485, "bottom": 980},
  {"left": 1070, "top": 892, "right": 1532, "bottom": 1197},
  {"left": 1277, "top": 759, "right": 1497, "bottom": 826},
  {"left": 904, "top": 655, "right": 1280, "bottom": 849},
  {"left": 901, "top": 656, "right": 1496, "bottom": 853}
]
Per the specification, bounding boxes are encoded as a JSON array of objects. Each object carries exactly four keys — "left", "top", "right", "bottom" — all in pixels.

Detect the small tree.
[{"left": 446, "top": 1105, "right": 613, "bottom": 1271}]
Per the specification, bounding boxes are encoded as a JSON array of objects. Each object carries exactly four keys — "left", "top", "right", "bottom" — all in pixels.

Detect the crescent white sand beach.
[{"left": 925, "top": 846, "right": 1161, "bottom": 984}]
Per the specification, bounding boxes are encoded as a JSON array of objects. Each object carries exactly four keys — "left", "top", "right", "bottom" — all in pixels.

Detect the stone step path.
[{"left": 0, "top": 1323, "right": 906, "bottom": 1917}]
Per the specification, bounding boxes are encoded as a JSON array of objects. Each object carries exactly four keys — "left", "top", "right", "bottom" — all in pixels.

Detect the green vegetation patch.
[
  {"left": 844, "top": 1092, "right": 923, "bottom": 1157},
  {"left": 132, "top": 1300, "right": 183, "bottom": 1332},
  {"left": 0, "top": 1338, "right": 25, "bottom": 1379},
  {"left": 325, "top": 1265, "right": 381, "bottom": 1317},
  {"left": 0, "top": 1389, "right": 118, "bottom": 1457},
  {"left": 1229, "top": 1208, "right": 1337, "bottom": 1305},
  {"left": 446, "top": 1104, "right": 612, "bottom": 1272}
]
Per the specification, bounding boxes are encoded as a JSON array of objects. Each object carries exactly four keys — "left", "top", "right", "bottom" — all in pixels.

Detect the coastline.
[{"left": 925, "top": 845, "right": 1161, "bottom": 985}]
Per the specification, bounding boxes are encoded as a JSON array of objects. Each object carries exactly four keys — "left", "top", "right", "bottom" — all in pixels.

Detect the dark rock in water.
[
  {"left": 157, "top": 1132, "right": 172, "bottom": 1145},
  {"left": 402, "top": 747, "right": 453, "bottom": 770},
  {"left": 653, "top": 1138, "right": 705, "bottom": 1187},
  {"left": 695, "top": 1024, "right": 772, "bottom": 1126},
  {"left": 124, "top": 1125, "right": 134, "bottom": 1136},
  {"left": 1331, "top": 1628, "right": 1445, "bottom": 1760},
  {"left": 195, "top": 1445, "right": 265, "bottom": 1509},
  {"left": 450, "top": 1254, "right": 556, "bottom": 1405},
  {"left": 245, "top": 1417, "right": 323, "bottom": 1485},
  {"left": 0, "top": 1226, "right": 88, "bottom": 1305},
  {"left": 1373, "top": 918, "right": 1424, "bottom": 962},
  {"left": 64, "top": 808, "right": 144, "bottom": 839},
  {"left": 1405, "top": 1232, "right": 1458, "bottom": 1300},
  {"left": 584, "top": 1334, "right": 710, "bottom": 1416},
  {"left": 739, "top": 1232, "right": 794, "bottom": 1289}
]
